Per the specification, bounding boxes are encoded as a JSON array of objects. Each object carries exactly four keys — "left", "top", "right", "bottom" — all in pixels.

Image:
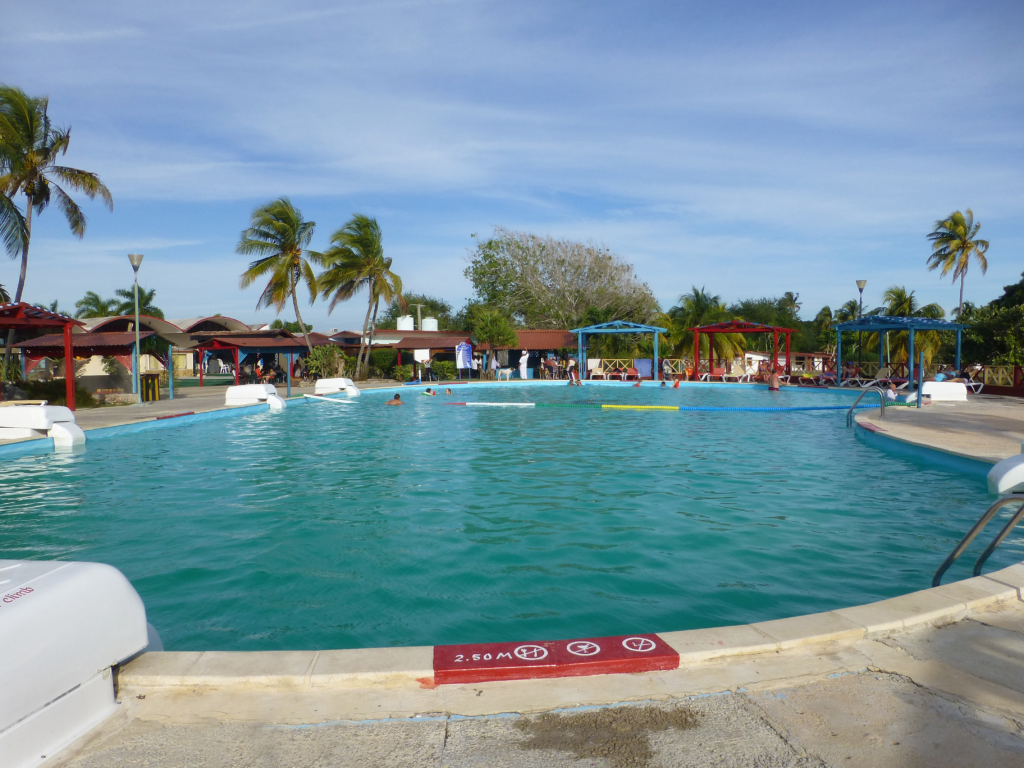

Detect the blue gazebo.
[
  {"left": 833, "top": 315, "right": 965, "bottom": 384},
  {"left": 570, "top": 320, "right": 668, "bottom": 380}
]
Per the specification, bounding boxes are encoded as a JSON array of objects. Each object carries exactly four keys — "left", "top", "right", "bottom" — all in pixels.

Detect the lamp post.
[
  {"left": 128, "top": 253, "right": 144, "bottom": 403},
  {"left": 856, "top": 279, "right": 866, "bottom": 374}
]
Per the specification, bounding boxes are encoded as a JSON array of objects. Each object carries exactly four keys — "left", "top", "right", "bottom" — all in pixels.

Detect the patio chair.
[
  {"left": 623, "top": 367, "right": 640, "bottom": 381},
  {"left": 590, "top": 366, "right": 606, "bottom": 380},
  {"left": 723, "top": 362, "right": 748, "bottom": 383},
  {"left": 701, "top": 367, "right": 727, "bottom": 382},
  {"left": 839, "top": 366, "right": 869, "bottom": 387}
]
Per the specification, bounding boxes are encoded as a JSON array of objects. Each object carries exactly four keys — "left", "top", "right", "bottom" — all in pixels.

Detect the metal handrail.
[
  {"left": 846, "top": 387, "right": 885, "bottom": 427},
  {"left": 932, "top": 494, "right": 1024, "bottom": 586}
]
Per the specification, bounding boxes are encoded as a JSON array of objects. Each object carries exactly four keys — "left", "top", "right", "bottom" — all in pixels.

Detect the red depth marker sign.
[{"left": 433, "top": 634, "right": 678, "bottom": 684}]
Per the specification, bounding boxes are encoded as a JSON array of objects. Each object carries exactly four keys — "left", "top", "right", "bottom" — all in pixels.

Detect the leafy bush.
[
  {"left": 21, "top": 379, "right": 96, "bottom": 408},
  {"left": 1, "top": 355, "right": 22, "bottom": 383},
  {"left": 432, "top": 360, "right": 457, "bottom": 380},
  {"left": 368, "top": 348, "right": 398, "bottom": 377},
  {"left": 305, "top": 345, "right": 342, "bottom": 379},
  {"left": 394, "top": 363, "right": 415, "bottom": 382}
]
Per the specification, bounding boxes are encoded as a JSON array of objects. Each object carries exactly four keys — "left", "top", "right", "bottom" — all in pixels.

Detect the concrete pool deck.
[
  {"left": 854, "top": 394, "right": 1024, "bottom": 464},
  {"left": 54, "top": 579, "right": 1024, "bottom": 767},
  {"left": 27, "top": 384, "right": 1024, "bottom": 766}
]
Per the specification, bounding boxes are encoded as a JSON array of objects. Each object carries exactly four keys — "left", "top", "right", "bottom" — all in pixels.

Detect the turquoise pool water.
[{"left": 0, "top": 383, "right": 1011, "bottom": 651}]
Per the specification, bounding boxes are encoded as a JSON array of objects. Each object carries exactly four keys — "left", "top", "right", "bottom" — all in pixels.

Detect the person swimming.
[
  {"left": 385, "top": 394, "right": 403, "bottom": 406},
  {"left": 768, "top": 371, "right": 781, "bottom": 391},
  {"left": 422, "top": 388, "right": 436, "bottom": 396},
  {"left": 445, "top": 388, "right": 452, "bottom": 395}
]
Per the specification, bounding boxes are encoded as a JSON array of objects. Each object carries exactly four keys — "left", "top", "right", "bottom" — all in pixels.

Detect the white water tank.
[
  {"left": 397, "top": 315, "right": 414, "bottom": 331},
  {"left": 422, "top": 317, "right": 438, "bottom": 331}
]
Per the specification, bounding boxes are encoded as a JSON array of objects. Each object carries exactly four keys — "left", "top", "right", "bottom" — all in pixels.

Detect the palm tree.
[
  {"left": 663, "top": 287, "right": 745, "bottom": 363},
  {"left": 0, "top": 85, "right": 112, "bottom": 369},
  {"left": 237, "top": 197, "right": 321, "bottom": 352},
  {"left": 0, "top": 283, "right": 10, "bottom": 303},
  {"left": 318, "top": 214, "right": 402, "bottom": 379},
  {"left": 74, "top": 291, "right": 118, "bottom": 318},
  {"left": 877, "top": 285, "right": 945, "bottom": 365},
  {"left": 114, "top": 286, "right": 164, "bottom": 318},
  {"left": 781, "top": 292, "right": 801, "bottom": 313},
  {"left": 927, "top": 209, "right": 989, "bottom": 319}
]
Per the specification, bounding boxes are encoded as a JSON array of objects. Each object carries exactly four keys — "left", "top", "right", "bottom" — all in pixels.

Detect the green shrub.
[
  {"left": 394, "top": 363, "right": 415, "bottom": 382},
  {"left": 432, "top": 360, "right": 456, "bottom": 380},
  {"left": 368, "top": 348, "right": 398, "bottom": 377},
  {"left": 22, "top": 379, "right": 96, "bottom": 408},
  {"left": 305, "top": 345, "right": 342, "bottom": 379}
]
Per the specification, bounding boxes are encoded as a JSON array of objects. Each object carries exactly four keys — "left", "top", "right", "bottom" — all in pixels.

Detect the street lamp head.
[
  {"left": 128, "top": 253, "right": 145, "bottom": 272},
  {"left": 856, "top": 279, "right": 867, "bottom": 292}
]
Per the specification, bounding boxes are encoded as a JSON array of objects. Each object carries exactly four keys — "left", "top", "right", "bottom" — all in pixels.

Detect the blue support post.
[
  {"left": 836, "top": 331, "right": 842, "bottom": 385},
  {"left": 955, "top": 329, "right": 962, "bottom": 373},
  {"left": 908, "top": 329, "right": 915, "bottom": 386},
  {"left": 916, "top": 350, "right": 924, "bottom": 408},
  {"left": 653, "top": 332, "right": 659, "bottom": 381},
  {"left": 577, "top": 332, "right": 584, "bottom": 381},
  {"left": 132, "top": 342, "right": 138, "bottom": 394},
  {"left": 287, "top": 351, "right": 293, "bottom": 397},
  {"left": 879, "top": 332, "right": 884, "bottom": 369}
]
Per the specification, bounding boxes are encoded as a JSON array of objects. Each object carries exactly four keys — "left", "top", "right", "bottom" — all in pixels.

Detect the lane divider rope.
[{"left": 447, "top": 402, "right": 879, "bottom": 412}]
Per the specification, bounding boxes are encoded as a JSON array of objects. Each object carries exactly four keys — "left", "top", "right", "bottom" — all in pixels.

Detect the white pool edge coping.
[{"left": 117, "top": 563, "right": 1024, "bottom": 693}]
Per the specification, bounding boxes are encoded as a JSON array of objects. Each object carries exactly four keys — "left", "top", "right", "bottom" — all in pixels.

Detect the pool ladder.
[
  {"left": 933, "top": 493, "right": 1024, "bottom": 586},
  {"left": 846, "top": 387, "right": 886, "bottom": 427}
]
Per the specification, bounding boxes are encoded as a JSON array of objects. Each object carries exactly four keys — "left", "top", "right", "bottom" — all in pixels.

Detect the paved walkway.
[
  {"left": 855, "top": 394, "right": 1024, "bottom": 464},
  {"left": 55, "top": 600, "right": 1024, "bottom": 767},
  {"left": 71, "top": 380, "right": 399, "bottom": 431}
]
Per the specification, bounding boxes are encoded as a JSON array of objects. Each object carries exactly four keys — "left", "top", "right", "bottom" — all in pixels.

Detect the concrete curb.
[{"left": 118, "top": 565, "right": 1024, "bottom": 694}]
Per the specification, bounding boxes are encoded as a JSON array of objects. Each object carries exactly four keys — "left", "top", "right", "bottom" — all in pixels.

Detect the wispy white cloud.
[{"left": 2, "top": 0, "right": 1022, "bottom": 324}]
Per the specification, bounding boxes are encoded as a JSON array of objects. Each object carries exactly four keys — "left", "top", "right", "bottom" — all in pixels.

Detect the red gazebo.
[
  {"left": 688, "top": 321, "right": 796, "bottom": 379},
  {"left": 0, "top": 303, "right": 85, "bottom": 409}
]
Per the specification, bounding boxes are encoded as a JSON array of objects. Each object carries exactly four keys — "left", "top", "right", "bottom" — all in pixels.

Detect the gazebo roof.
[
  {"left": 688, "top": 321, "right": 797, "bottom": 334},
  {"left": 0, "top": 302, "right": 84, "bottom": 330},
  {"left": 570, "top": 320, "right": 668, "bottom": 334},
  {"left": 13, "top": 331, "right": 156, "bottom": 357},
  {"left": 833, "top": 315, "right": 963, "bottom": 332}
]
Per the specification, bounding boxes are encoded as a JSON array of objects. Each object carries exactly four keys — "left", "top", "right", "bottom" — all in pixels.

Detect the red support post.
[
  {"left": 772, "top": 330, "right": 779, "bottom": 372},
  {"left": 63, "top": 322, "right": 76, "bottom": 411},
  {"left": 708, "top": 334, "right": 714, "bottom": 372},
  {"left": 785, "top": 333, "right": 791, "bottom": 376},
  {"left": 234, "top": 348, "right": 239, "bottom": 385},
  {"left": 693, "top": 330, "right": 699, "bottom": 381}
]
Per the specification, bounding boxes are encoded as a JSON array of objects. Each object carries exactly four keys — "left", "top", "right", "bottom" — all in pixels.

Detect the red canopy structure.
[
  {"left": 687, "top": 321, "right": 797, "bottom": 379},
  {"left": 191, "top": 330, "right": 309, "bottom": 396},
  {"left": 0, "top": 303, "right": 85, "bottom": 409}
]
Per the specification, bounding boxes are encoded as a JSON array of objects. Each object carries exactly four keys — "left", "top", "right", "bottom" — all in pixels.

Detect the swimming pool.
[{"left": 0, "top": 382, "right": 1011, "bottom": 652}]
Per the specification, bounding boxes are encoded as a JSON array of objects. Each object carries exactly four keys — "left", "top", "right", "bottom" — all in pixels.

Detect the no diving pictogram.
[
  {"left": 514, "top": 644, "right": 549, "bottom": 661},
  {"left": 622, "top": 637, "right": 656, "bottom": 652},
  {"left": 566, "top": 641, "right": 601, "bottom": 657}
]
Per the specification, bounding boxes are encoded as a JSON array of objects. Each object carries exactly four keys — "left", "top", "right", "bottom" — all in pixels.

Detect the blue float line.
[{"left": 674, "top": 404, "right": 877, "bottom": 412}]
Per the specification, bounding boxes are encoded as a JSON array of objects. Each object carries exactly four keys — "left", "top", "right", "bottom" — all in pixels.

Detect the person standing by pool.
[
  {"left": 385, "top": 394, "right": 403, "bottom": 406},
  {"left": 768, "top": 370, "right": 781, "bottom": 391},
  {"left": 489, "top": 354, "right": 499, "bottom": 379}
]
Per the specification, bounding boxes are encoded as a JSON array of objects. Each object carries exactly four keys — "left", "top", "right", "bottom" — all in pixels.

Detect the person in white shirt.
[{"left": 885, "top": 382, "right": 898, "bottom": 401}]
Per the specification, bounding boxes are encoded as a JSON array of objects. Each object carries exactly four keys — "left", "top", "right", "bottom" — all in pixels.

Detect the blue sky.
[{"left": 2, "top": 0, "right": 1022, "bottom": 331}]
